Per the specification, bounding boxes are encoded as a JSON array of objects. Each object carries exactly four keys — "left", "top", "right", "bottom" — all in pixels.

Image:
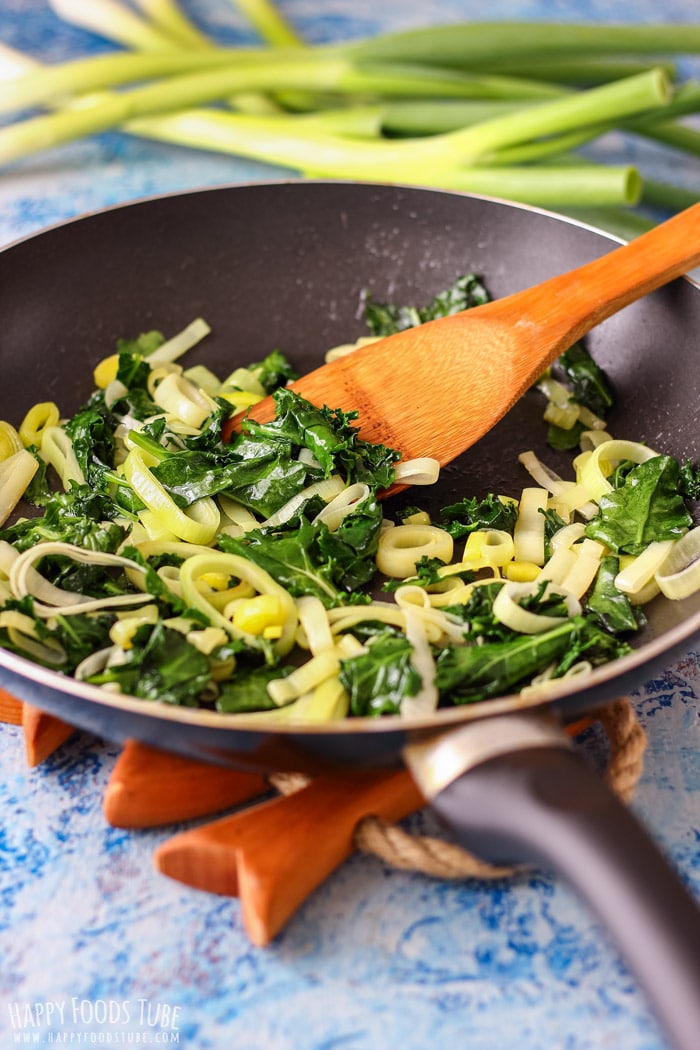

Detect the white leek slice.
[
  {"left": 311, "top": 481, "right": 369, "bottom": 532},
  {"left": 39, "top": 426, "right": 85, "bottom": 489},
  {"left": 560, "top": 540, "right": 605, "bottom": 600},
  {"left": 579, "top": 429, "right": 613, "bottom": 451},
  {"left": 537, "top": 545, "right": 578, "bottom": 587},
  {"left": 218, "top": 496, "right": 260, "bottom": 532},
  {"left": 615, "top": 540, "right": 676, "bottom": 595},
  {"left": 263, "top": 475, "right": 345, "bottom": 529},
  {"left": 518, "top": 450, "right": 568, "bottom": 495},
  {"left": 393, "top": 457, "right": 440, "bottom": 487},
  {"left": 492, "top": 580, "right": 580, "bottom": 634},
  {"left": 151, "top": 372, "right": 217, "bottom": 429},
  {"left": 655, "top": 527, "right": 700, "bottom": 599},
  {"left": 146, "top": 318, "right": 211, "bottom": 366},
  {"left": 9, "top": 542, "right": 152, "bottom": 617},
  {"left": 376, "top": 523, "right": 453, "bottom": 579},
  {"left": 550, "top": 522, "right": 587, "bottom": 550}
]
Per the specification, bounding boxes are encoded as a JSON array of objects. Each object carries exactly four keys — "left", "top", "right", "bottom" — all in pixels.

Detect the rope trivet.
[{"left": 270, "top": 697, "right": 647, "bottom": 881}]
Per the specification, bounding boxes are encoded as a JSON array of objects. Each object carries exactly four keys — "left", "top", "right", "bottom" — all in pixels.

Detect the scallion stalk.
[
  {"left": 348, "top": 22, "right": 700, "bottom": 69},
  {"left": 229, "top": 0, "right": 304, "bottom": 47},
  {"left": 132, "top": 0, "right": 214, "bottom": 49},
  {"left": 47, "top": 0, "right": 182, "bottom": 52}
]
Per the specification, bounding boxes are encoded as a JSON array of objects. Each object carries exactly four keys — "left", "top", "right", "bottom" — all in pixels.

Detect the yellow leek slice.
[
  {"left": 579, "top": 438, "right": 659, "bottom": 503},
  {"left": 123, "top": 447, "right": 220, "bottom": 545},
  {"left": 0, "top": 421, "right": 23, "bottom": 461},
  {"left": 179, "top": 552, "right": 297, "bottom": 656},
  {"left": 0, "top": 448, "right": 39, "bottom": 526},
  {"left": 400, "top": 606, "right": 438, "bottom": 719},
  {"left": 655, "top": 527, "right": 700, "bottom": 599},
  {"left": 295, "top": 594, "right": 335, "bottom": 655},
  {"left": 376, "top": 523, "right": 453, "bottom": 578},
  {"left": 18, "top": 402, "right": 60, "bottom": 447},
  {"left": 513, "top": 487, "right": 548, "bottom": 565},
  {"left": 267, "top": 649, "right": 341, "bottom": 706},
  {"left": 463, "top": 529, "right": 514, "bottom": 569}
]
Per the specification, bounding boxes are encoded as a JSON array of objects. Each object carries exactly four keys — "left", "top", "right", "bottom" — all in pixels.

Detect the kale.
[
  {"left": 439, "top": 493, "right": 518, "bottom": 540},
  {"left": 556, "top": 341, "right": 614, "bottom": 418},
  {"left": 585, "top": 455, "right": 692, "bottom": 554},
  {"left": 363, "top": 273, "right": 491, "bottom": 337},
  {"left": 218, "top": 498, "right": 383, "bottom": 604},
  {"left": 679, "top": 458, "right": 700, "bottom": 501},
  {"left": 151, "top": 389, "right": 399, "bottom": 517},
  {"left": 242, "top": 388, "right": 400, "bottom": 488},
  {"left": 216, "top": 666, "right": 290, "bottom": 713},
  {"left": 249, "top": 349, "right": 298, "bottom": 394},
  {"left": 0, "top": 597, "right": 114, "bottom": 672},
  {"left": 445, "top": 578, "right": 574, "bottom": 643},
  {"left": 62, "top": 396, "right": 118, "bottom": 490},
  {"left": 585, "top": 555, "right": 644, "bottom": 634},
  {"left": 434, "top": 616, "right": 630, "bottom": 704},
  {"left": 546, "top": 419, "right": 587, "bottom": 451},
  {"left": 86, "top": 621, "right": 212, "bottom": 706},
  {"left": 383, "top": 555, "right": 472, "bottom": 594},
  {"left": 22, "top": 448, "right": 52, "bottom": 507},
  {"left": 541, "top": 506, "right": 568, "bottom": 560},
  {"left": 116, "top": 330, "right": 166, "bottom": 357},
  {"left": 339, "top": 631, "right": 421, "bottom": 717},
  {"left": 0, "top": 484, "right": 125, "bottom": 553}
]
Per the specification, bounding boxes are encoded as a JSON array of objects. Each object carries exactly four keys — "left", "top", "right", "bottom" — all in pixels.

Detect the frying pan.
[{"left": 1, "top": 181, "right": 700, "bottom": 1049}]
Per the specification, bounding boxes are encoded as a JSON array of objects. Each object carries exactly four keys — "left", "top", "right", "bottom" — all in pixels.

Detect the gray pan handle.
[{"left": 405, "top": 716, "right": 700, "bottom": 1050}]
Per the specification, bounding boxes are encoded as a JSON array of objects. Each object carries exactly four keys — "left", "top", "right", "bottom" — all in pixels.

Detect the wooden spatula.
[{"left": 244, "top": 203, "right": 700, "bottom": 463}]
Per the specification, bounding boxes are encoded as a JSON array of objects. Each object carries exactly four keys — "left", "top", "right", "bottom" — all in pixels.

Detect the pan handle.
[{"left": 405, "top": 715, "right": 700, "bottom": 1050}]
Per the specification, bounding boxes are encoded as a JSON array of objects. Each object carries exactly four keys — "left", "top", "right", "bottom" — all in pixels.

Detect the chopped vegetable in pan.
[{"left": 0, "top": 276, "right": 698, "bottom": 721}]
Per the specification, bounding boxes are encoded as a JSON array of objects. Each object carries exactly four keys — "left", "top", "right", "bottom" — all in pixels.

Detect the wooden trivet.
[{"left": 1, "top": 693, "right": 646, "bottom": 946}]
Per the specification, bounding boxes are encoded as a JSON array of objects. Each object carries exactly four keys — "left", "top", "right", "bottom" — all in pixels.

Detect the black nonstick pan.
[{"left": 1, "top": 181, "right": 700, "bottom": 1049}]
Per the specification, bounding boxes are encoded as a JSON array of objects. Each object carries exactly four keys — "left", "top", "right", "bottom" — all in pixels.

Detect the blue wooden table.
[{"left": 1, "top": 3, "right": 699, "bottom": 1048}]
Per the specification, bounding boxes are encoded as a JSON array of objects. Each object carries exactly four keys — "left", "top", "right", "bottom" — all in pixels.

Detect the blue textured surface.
[{"left": 1, "top": 3, "right": 700, "bottom": 1049}]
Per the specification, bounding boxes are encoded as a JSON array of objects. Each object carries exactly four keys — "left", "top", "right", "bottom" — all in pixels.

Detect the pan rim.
[{"left": 1, "top": 178, "right": 699, "bottom": 737}]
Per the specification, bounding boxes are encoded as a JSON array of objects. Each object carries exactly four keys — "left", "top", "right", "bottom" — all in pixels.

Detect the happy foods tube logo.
[{"left": 6, "top": 998, "right": 181, "bottom": 1044}]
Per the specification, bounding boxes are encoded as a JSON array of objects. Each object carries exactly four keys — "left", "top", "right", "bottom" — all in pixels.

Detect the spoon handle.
[{"left": 499, "top": 200, "right": 700, "bottom": 361}]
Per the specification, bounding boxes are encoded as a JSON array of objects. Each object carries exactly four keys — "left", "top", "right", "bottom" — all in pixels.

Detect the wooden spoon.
[{"left": 239, "top": 203, "right": 700, "bottom": 464}]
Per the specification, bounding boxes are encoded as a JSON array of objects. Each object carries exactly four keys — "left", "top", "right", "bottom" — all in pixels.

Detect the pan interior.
[{"left": 1, "top": 181, "right": 699, "bottom": 748}]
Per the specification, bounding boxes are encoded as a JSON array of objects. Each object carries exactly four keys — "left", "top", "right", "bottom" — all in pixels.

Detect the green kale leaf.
[
  {"left": 439, "top": 493, "right": 518, "bottom": 540},
  {"left": 585, "top": 455, "right": 692, "bottom": 554},
  {"left": 340, "top": 631, "right": 421, "bottom": 717},
  {"left": 364, "top": 274, "right": 491, "bottom": 337}
]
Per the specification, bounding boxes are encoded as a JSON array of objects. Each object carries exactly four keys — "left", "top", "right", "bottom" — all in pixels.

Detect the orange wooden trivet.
[{"left": 1, "top": 693, "right": 611, "bottom": 947}]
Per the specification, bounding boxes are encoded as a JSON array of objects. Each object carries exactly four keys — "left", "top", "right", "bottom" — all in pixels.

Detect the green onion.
[
  {"left": 348, "top": 22, "right": 700, "bottom": 69},
  {"left": 47, "top": 0, "right": 184, "bottom": 52},
  {"left": 228, "top": 0, "right": 304, "bottom": 47},
  {"left": 2, "top": 4, "right": 700, "bottom": 225}
]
